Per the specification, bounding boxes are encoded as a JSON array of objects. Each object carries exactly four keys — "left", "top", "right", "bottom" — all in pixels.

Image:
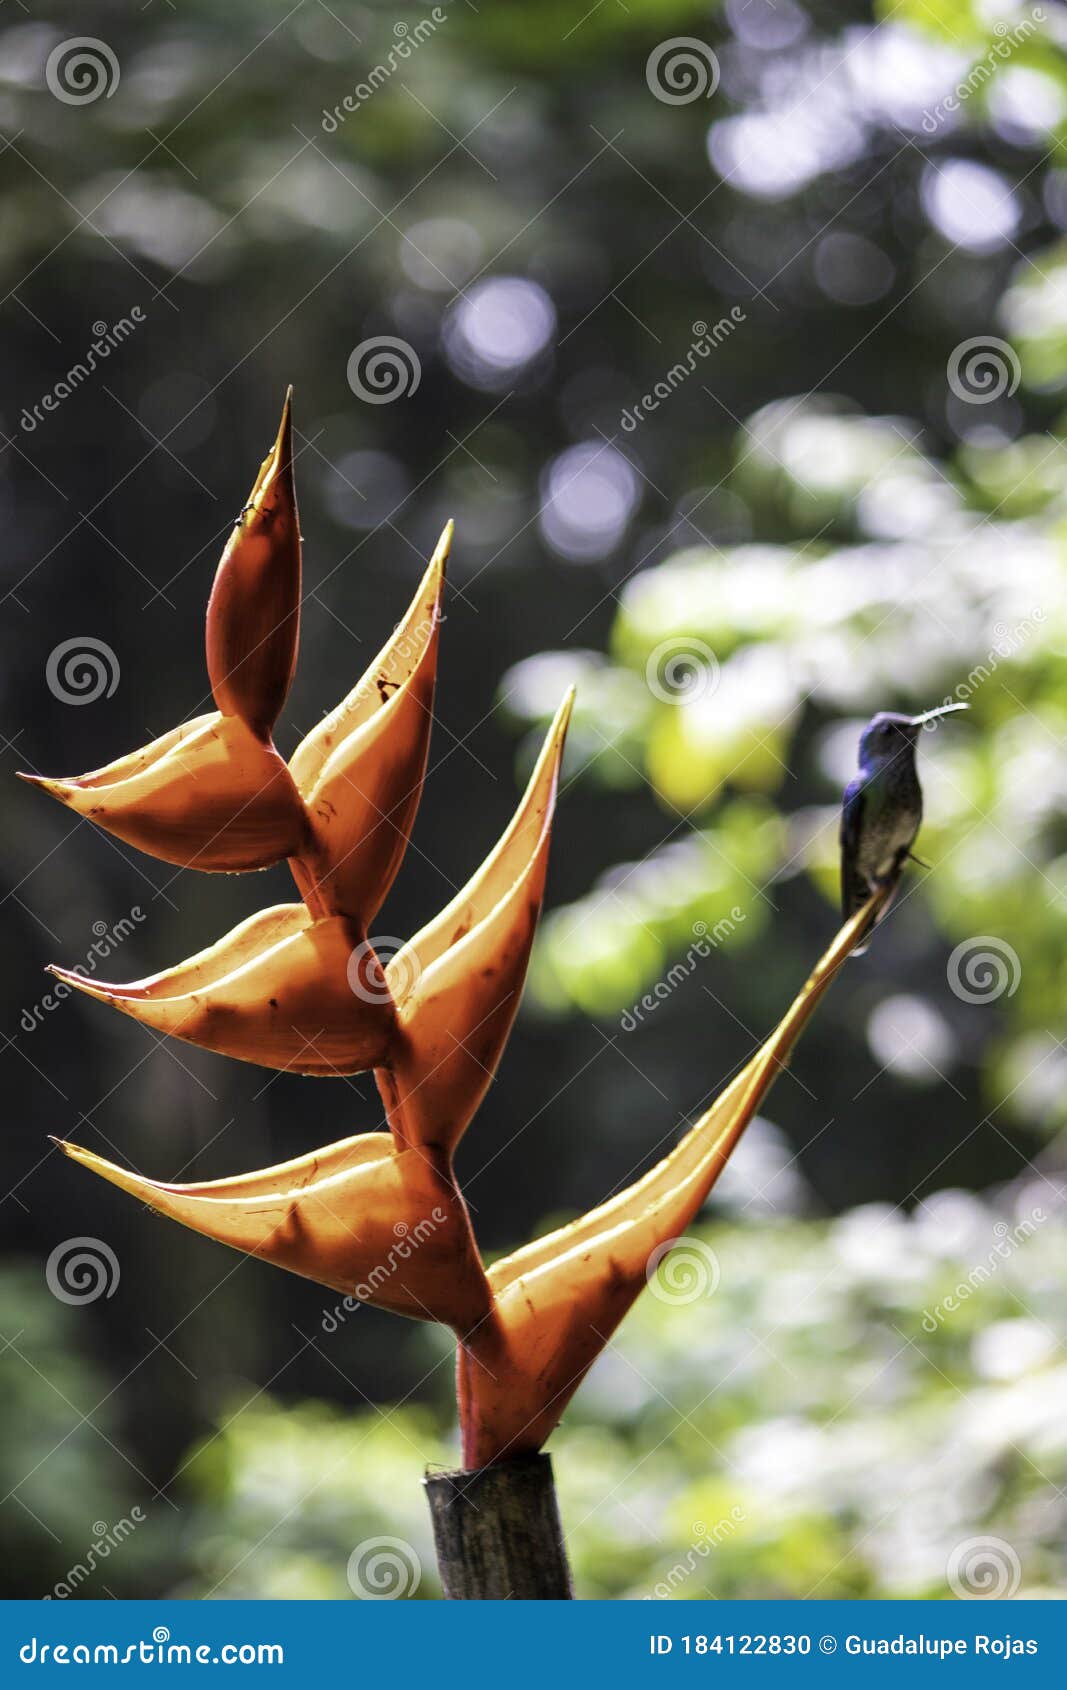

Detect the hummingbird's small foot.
[{"left": 906, "top": 850, "right": 932, "bottom": 870}]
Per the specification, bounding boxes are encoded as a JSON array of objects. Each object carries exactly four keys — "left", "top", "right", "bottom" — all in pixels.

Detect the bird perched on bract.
[{"left": 840, "top": 703, "right": 967, "bottom": 955}]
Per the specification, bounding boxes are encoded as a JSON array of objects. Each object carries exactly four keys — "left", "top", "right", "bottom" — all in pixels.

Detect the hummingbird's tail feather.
[{"left": 841, "top": 858, "right": 873, "bottom": 927}]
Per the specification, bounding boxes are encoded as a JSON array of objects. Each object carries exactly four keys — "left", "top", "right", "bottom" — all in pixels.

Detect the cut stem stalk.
[{"left": 424, "top": 1453, "right": 573, "bottom": 1599}]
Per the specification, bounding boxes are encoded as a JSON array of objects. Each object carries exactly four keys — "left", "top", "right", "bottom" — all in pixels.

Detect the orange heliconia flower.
[{"left": 32, "top": 395, "right": 885, "bottom": 1468}]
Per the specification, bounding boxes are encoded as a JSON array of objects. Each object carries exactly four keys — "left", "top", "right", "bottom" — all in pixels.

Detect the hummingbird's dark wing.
[{"left": 839, "top": 776, "right": 869, "bottom": 925}]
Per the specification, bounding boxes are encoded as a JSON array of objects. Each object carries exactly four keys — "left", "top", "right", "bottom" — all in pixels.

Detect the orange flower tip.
[
  {"left": 273, "top": 386, "right": 293, "bottom": 477},
  {"left": 248, "top": 389, "right": 294, "bottom": 512},
  {"left": 422, "top": 521, "right": 451, "bottom": 596},
  {"left": 207, "top": 398, "right": 301, "bottom": 734},
  {"left": 50, "top": 1134, "right": 90, "bottom": 1164},
  {"left": 522, "top": 685, "right": 574, "bottom": 800},
  {"left": 47, "top": 961, "right": 92, "bottom": 987},
  {"left": 50, "top": 1138, "right": 113, "bottom": 1180},
  {"left": 44, "top": 966, "right": 119, "bottom": 1004},
  {"left": 50, "top": 1135, "right": 89, "bottom": 1167},
  {"left": 292, "top": 527, "right": 449, "bottom": 783},
  {"left": 554, "top": 684, "right": 577, "bottom": 737},
  {"left": 16, "top": 772, "right": 72, "bottom": 800}
]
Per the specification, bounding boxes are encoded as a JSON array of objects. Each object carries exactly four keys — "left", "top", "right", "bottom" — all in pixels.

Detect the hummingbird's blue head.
[
  {"left": 857, "top": 703, "right": 967, "bottom": 771},
  {"left": 857, "top": 711, "right": 919, "bottom": 771}
]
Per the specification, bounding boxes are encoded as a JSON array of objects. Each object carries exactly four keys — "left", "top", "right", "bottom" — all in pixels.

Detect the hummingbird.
[{"left": 840, "top": 703, "right": 967, "bottom": 954}]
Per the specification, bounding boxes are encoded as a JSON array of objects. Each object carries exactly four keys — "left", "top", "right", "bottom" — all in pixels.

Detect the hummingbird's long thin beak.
[{"left": 910, "top": 703, "right": 969, "bottom": 726}]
